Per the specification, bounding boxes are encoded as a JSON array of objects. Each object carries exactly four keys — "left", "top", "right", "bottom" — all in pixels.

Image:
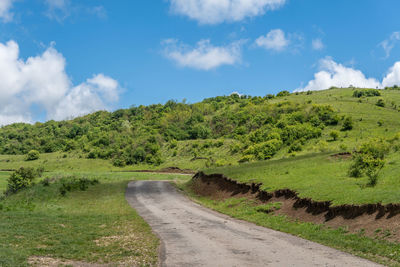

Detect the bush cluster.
[
  {"left": 0, "top": 95, "right": 344, "bottom": 166},
  {"left": 349, "top": 139, "right": 390, "bottom": 186},
  {"left": 25, "top": 150, "right": 40, "bottom": 161},
  {"left": 5, "top": 167, "right": 44, "bottom": 195},
  {"left": 352, "top": 89, "right": 381, "bottom": 98}
]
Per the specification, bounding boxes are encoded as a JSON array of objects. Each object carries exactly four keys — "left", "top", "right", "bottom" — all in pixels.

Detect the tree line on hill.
[{"left": 0, "top": 92, "right": 349, "bottom": 166}]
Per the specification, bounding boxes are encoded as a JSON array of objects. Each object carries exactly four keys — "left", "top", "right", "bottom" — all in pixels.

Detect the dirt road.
[{"left": 126, "top": 180, "right": 381, "bottom": 267}]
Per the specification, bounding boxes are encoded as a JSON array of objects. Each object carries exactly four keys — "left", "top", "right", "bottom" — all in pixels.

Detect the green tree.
[
  {"left": 376, "top": 99, "right": 385, "bottom": 107},
  {"left": 5, "top": 167, "right": 43, "bottom": 195},
  {"left": 341, "top": 116, "right": 353, "bottom": 131},
  {"left": 276, "top": 90, "right": 290, "bottom": 97},
  {"left": 348, "top": 139, "right": 390, "bottom": 186},
  {"left": 26, "top": 150, "right": 40, "bottom": 161},
  {"left": 329, "top": 130, "right": 339, "bottom": 141}
]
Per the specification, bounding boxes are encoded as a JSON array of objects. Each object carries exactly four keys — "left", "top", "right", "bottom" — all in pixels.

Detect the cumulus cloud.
[
  {"left": 51, "top": 74, "right": 119, "bottom": 120},
  {"left": 380, "top": 32, "right": 400, "bottom": 58},
  {"left": 255, "top": 29, "right": 289, "bottom": 51},
  {"left": 296, "top": 58, "right": 400, "bottom": 92},
  {"left": 382, "top": 62, "right": 400, "bottom": 87},
  {"left": 312, "top": 38, "right": 324, "bottom": 50},
  {"left": 296, "top": 58, "right": 381, "bottom": 92},
  {"left": 0, "top": 0, "right": 14, "bottom": 22},
  {"left": 0, "top": 40, "right": 120, "bottom": 125},
  {"left": 162, "top": 39, "right": 244, "bottom": 70},
  {"left": 169, "top": 0, "right": 286, "bottom": 24}
]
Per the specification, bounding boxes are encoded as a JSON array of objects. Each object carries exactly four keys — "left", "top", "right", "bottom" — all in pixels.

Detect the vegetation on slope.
[{"left": 0, "top": 92, "right": 344, "bottom": 168}]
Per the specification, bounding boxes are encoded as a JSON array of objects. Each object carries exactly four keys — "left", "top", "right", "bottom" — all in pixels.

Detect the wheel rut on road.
[{"left": 125, "top": 180, "right": 381, "bottom": 267}]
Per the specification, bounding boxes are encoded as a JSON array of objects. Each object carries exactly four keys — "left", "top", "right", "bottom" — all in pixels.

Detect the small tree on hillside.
[
  {"left": 5, "top": 167, "right": 44, "bottom": 195},
  {"left": 276, "top": 90, "right": 290, "bottom": 97},
  {"left": 25, "top": 150, "right": 40, "bottom": 161},
  {"left": 376, "top": 99, "right": 385, "bottom": 107},
  {"left": 329, "top": 130, "right": 339, "bottom": 141},
  {"left": 341, "top": 116, "right": 353, "bottom": 131},
  {"left": 348, "top": 139, "right": 389, "bottom": 186}
]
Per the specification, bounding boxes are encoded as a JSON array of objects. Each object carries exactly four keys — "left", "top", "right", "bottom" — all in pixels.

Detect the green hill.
[{"left": 1, "top": 87, "right": 400, "bottom": 202}]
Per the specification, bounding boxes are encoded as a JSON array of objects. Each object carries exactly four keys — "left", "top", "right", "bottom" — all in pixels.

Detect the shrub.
[
  {"left": 87, "top": 150, "right": 97, "bottom": 159},
  {"left": 277, "top": 90, "right": 290, "bottom": 97},
  {"left": 329, "top": 130, "right": 340, "bottom": 141},
  {"left": 352, "top": 89, "right": 381, "bottom": 98},
  {"left": 214, "top": 139, "right": 224, "bottom": 147},
  {"left": 112, "top": 157, "right": 126, "bottom": 167},
  {"left": 348, "top": 139, "right": 390, "bottom": 186},
  {"left": 311, "top": 105, "right": 339, "bottom": 126},
  {"left": 288, "top": 142, "right": 302, "bottom": 153},
  {"left": 215, "top": 159, "right": 229, "bottom": 167},
  {"left": 376, "top": 99, "right": 385, "bottom": 107},
  {"left": 26, "top": 150, "right": 40, "bottom": 161},
  {"left": 188, "top": 125, "right": 211, "bottom": 139},
  {"left": 5, "top": 167, "right": 43, "bottom": 195},
  {"left": 238, "top": 154, "right": 255, "bottom": 163},
  {"left": 230, "top": 143, "right": 242, "bottom": 154},
  {"left": 244, "top": 139, "right": 283, "bottom": 160},
  {"left": 341, "top": 116, "right": 353, "bottom": 131},
  {"left": 169, "top": 139, "right": 178, "bottom": 149}
]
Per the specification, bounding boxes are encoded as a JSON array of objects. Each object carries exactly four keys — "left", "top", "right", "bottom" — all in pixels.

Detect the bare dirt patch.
[
  {"left": 28, "top": 256, "right": 109, "bottom": 267},
  {"left": 191, "top": 172, "right": 400, "bottom": 241}
]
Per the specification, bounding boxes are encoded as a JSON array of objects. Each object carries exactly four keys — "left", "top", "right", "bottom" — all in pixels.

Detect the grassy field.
[
  {"left": 0, "top": 171, "right": 189, "bottom": 266},
  {"left": 204, "top": 151, "right": 400, "bottom": 205},
  {"left": 180, "top": 183, "right": 400, "bottom": 266},
  {"left": 0, "top": 171, "right": 9, "bottom": 192},
  {"left": 0, "top": 138, "right": 241, "bottom": 172}
]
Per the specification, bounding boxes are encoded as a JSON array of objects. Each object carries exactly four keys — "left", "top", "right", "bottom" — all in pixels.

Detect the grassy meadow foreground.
[
  {"left": 1, "top": 87, "right": 400, "bottom": 265},
  {"left": 0, "top": 171, "right": 188, "bottom": 266}
]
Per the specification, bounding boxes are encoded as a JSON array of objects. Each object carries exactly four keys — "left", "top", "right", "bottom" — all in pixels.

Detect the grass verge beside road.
[
  {"left": 204, "top": 152, "right": 400, "bottom": 206},
  {"left": 0, "top": 172, "right": 188, "bottom": 267}
]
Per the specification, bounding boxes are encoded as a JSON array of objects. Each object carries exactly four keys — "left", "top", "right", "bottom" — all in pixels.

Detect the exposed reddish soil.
[{"left": 191, "top": 172, "right": 400, "bottom": 242}]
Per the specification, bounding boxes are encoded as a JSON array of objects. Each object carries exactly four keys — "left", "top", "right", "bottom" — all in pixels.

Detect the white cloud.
[
  {"left": 0, "top": 40, "right": 120, "bottom": 125},
  {"left": 380, "top": 32, "right": 400, "bottom": 58},
  {"left": 382, "top": 62, "right": 400, "bottom": 87},
  {"left": 312, "top": 38, "right": 324, "bottom": 50},
  {"left": 162, "top": 39, "right": 244, "bottom": 70},
  {"left": 0, "top": 0, "right": 14, "bottom": 22},
  {"left": 255, "top": 29, "right": 289, "bottom": 51},
  {"left": 51, "top": 74, "right": 119, "bottom": 121},
  {"left": 169, "top": 0, "right": 286, "bottom": 25},
  {"left": 44, "top": 0, "right": 70, "bottom": 21},
  {"left": 296, "top": 58, "right": 381, "bottom": 92}
]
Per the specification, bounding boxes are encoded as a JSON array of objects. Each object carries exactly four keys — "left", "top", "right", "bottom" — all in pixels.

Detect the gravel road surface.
[{"left": 126, "top": 180, "right": 381, "bottom": 267}]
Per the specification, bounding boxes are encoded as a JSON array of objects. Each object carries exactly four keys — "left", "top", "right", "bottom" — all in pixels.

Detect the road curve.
[{"left": 126, "top": 180, "right": 381, "bottom": 267}]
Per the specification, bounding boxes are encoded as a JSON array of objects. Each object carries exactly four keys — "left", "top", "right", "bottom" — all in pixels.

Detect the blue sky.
[{"left": 0, "top": 0, "right": 400, "bottom": 124}]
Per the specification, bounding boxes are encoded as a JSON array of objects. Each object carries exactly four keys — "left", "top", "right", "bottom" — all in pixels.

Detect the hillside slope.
[{"left": 3, "top": 87, "right": 399, "bottom": 170}]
